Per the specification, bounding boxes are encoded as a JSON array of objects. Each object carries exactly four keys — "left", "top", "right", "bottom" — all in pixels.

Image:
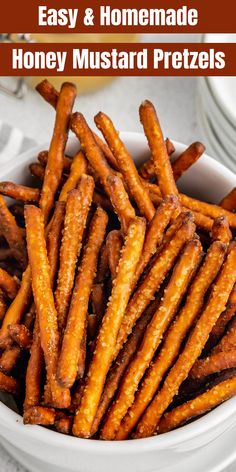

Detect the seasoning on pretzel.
[
  {"left": 25, "top": 205, "right": 70, "bottom": 409},
  {"left": 55, "top": 177, "right": 94, "bottom": 333},
  {"left": 140, "top": 100, "right": 178, "bottom": 198},
  {"left": 101, "top": 239, "right": 201, "bottom": 440},
  {"left": 190, "top": 350, "right": 236, "bottom": 381},
  {"left": 71, "top": 112, "right": 136, "bottom": 233},
  {"left": 106, "top": 230, "right": 123, "bottom": 281},
  {"left": 134, "top": 242, "right": 236, "bottom": 438},
  {"left": 113, "top": 216, "right": 195, "bottom": 359},
  {"left": 72, "top": 217, "right": 146, "bottom": 438},
  {"left": 0, "top": 182, "right": 40, "bottom": 203},
  {"left": 59, "top": 151, "right": 87, "bottom": 202},
  {"left": 117, "top": 241, "right": 226, "bottom": 439},
  {"left": 57, "top": 207, "right": 108, "bottom": 388},
  {"left": 158, "top": 375, "right": 236, "bottom": 434},
  {"left": 40, "top": 82, "right": 77, "bottom": 223},
  {"left": 95, "top": 111, "right": 155, "bottom": 221}
]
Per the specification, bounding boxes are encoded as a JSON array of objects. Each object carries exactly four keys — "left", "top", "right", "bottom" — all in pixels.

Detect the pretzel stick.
[
  {"left": 7, "top": 323, "right": 31, "bottom": 349},
  {"left": 55, "top": 178, "right": 94, "bottom": 334},
  {"left": 36, "top": 79, "right": 118, "bottom": 172},
  {"left": 55, "top": 415, "right": 73, "bottom": 435},
  {"left": 72, "top": 217, "right": 146, "bottom": 438},
  {"left": 146, "top": 185, "right": 213, "bottom": 233},
  {"left": 25, "top": 205, "right": 70, "bottom": 409},
  {"left": 211, "top": 216, "right": 232, "bottom": 244},
  {"left": 0, "top": 371, "right": 19, "bottom": 395},
  {"left": 59, "top": 151, "right": 87, "bottom": 202},
  {"left": 113, "top": 217, "right": 196, "bottom": 360},
  {"left": 0, "top": 266, "right": 31, "bottom": 349},
  {"left": 101, "top": 239, "right": 201, "bottom": 440},
  {"left": 140, "top": 100, "right": 178, "bottom": 198},
  {"left": 0, "top": 195, "right": 27, "bottom": 267},
  {"left": 71, "top": 113, "right": 135, "bottom": 233},
  {"left": 24, "top": 317, "right": 44, "bottom": 411},
  {"left": 0, "top": 345, "right": 21, "bottom": 374},
  {"left": 0, "top": 288, "right": 7, "bottom": 323},
  {"left": 158, "top": 375, "right": 236, "bottom": 434},
  {"left": 90, "top": 283, "right": 106, "bottom": 329},
  {"left": 190, "top": 350, "right": 236, "bottom": 380},
  {"left": 0, "top": 182, "right": 40, "bottom": 203},
  {"left": 23, "top": 406, "right": 56, "bottom": 425},
  {"left": 134, "top": 242, "right": 236, "bottom": 438},
  {"left": 212, "top": 313, "right": 236, "bottom": 354},
  {"left": 93, "top": 133, "right": 119, "bottom": 171},
  {"left": 38, "top": 150, "right": 72, "bottom": 172},
  {"left": 0, "top": 268, "right": 19, "bottom": 299},
  {"left": 95, "top": 112, "right": 155, "bottom": 221},
  {"left": 139, "top": 141, "right": 204, "bottom": 183},
  {"left": 36, "top": 79, "right": 59, "bottom": 108},
  {"left": 46, "top": 202, "right": 66, "bottom": 288},
  {"left": 106, "top": 230, "right": 123, "bottom": 281},
  {"left": 139, "top": 138, "right": 175, "bottom": 179},
  {"left": 29, "top": 163, "right": 45, "bottom": 181},
  {"left": 220, "top": 188, "right": 236, "bottom": 211},
  {"left": 58, "top": 207, "right": 108, "bottom": 388},
  {"left": 40, "top": 82, "right": 77, "bottom": 223},
  {"left": 117, "top": 241, "right": 226, "bottom": 439},
  {"left": 206, "top": 282, "right": 236, "bottom": 352},
  {"left": 91, "top": 298, "right": 160, "bottom": 435},
  {"left": 147, "top": 182, "right": 236, "bottom": 229},
  {"left": 171, "top": 142, "right": 205, "bottom": 181},
  {"left": 133, "top": 195, "right": 178, "bottom": 289}
]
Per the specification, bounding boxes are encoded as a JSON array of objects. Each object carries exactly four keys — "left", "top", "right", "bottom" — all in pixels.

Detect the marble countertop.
[{"left": 0, "top": 34, "right": 235, "bottom": 472}]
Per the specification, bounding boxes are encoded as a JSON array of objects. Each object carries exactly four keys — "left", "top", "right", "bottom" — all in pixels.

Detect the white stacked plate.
[{"left": 197, "top": 34, "right": 236, "bottom": 173}]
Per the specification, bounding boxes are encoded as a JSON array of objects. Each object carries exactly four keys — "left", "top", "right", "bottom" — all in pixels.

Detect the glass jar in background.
[{"left": 1, "top": 33, "right": 138, "bottom": 96}]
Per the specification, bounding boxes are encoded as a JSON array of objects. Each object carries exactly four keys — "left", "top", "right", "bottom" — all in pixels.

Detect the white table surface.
[{"left": 0, "top": 33, "right": 235, "bottom": 472}]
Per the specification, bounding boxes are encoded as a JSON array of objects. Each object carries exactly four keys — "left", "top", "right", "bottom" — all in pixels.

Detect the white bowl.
[{"left": 0, "top": 132, "right": 236, "bottom": 472}]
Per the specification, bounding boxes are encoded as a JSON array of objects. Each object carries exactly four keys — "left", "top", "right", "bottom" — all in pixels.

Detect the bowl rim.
[{"left": 0, "top": 131, "right": 236, "bottom": 453}]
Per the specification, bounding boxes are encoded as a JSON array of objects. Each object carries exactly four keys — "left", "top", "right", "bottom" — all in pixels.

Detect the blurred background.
[{"left": 0, "top": 33, "right": 235, "bottom": 168}]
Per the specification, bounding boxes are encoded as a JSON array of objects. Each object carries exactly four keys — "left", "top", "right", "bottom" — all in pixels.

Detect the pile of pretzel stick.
[{"left": 0, "top": 80, "right": 236, "bottom": 440}]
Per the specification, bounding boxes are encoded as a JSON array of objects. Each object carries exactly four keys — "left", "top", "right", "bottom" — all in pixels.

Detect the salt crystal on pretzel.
[{"left": 72, "top": 217, "right": 146, "bottom": 438}]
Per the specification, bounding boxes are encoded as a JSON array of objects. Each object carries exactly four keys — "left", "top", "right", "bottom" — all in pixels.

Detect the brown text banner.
[{"left": 1, "top": 43, "right": 235, "bottom": 76}]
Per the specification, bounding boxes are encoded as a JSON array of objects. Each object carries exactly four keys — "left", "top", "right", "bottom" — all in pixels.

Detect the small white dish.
[{"left": 0, "top": 132, "right": 236, "bottom": 472}]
